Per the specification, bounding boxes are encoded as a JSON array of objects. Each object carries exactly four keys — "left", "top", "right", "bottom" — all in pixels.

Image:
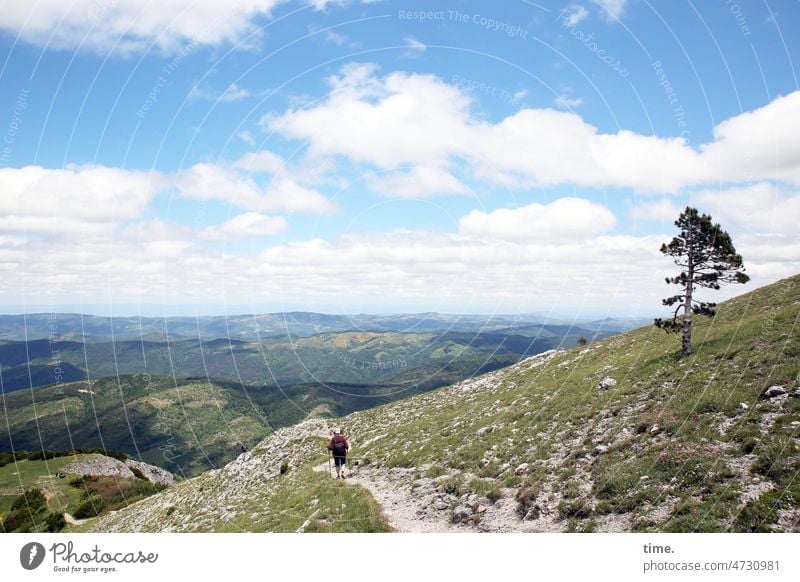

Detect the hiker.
[{"left": 327, "top": 428, "right": 350, "bottom": 479}]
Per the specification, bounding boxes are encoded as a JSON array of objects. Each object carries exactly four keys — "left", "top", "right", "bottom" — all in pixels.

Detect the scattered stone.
[
  {"left": 475, "top": 426, "right": 493, "bottom": 437},
  {"left": 761, "top": 386, "right": 787, "bottom": 399},
  {"left": 649, "top": 425, "right": 660, "bottom": 434},
  {"left": 739, "top": 402, "right": 749, "bottom": 410},
  {"left": 598, "top": 377, "right": 617, "bottom": 391},
  {"left": 432, "top": 500, "right": 449, "bottom": 511},
  {"left": 593, "top": 445, "right": 609, "bottom": 456},
  {"left": 515, "top": 463, "right": 530, "bottom": 476},
  {"left": 452, "top": 504, "right": 473, "bottom": 523},
  {"left": 640, "top": 475, "right": 650, "bottom": 481}
]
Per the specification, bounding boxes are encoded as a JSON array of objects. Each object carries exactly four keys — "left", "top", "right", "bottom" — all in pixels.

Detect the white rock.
[
  {"left": 762, "top": 386, "right": 787, "bottom": 399},
  {"left": 598, "top": 377, "right": 617, "bottom": 391}
]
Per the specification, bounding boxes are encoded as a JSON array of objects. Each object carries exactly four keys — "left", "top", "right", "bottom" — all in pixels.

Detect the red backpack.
[{"left": 332, "top": 435, "right": 347, "bottom": 455}]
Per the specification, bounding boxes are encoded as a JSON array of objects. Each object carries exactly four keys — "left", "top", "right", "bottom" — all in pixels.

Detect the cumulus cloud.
[
  {"left": 630, "top": 198, "right": 682, "bottom": 222},
  {"left": 0, "top": 165, "right": 167, "bottom": 237},
  {"left": 368, "top": 167, "right": 469, "bottom": 198},
  {"left": 174, "top": 162, "right": 339, "bottom": 215},
  {"left": 266, "top": 64, "right": 472, "bottom": 169},
  {"left": 267, "top": 64, "right": 800, "bottom": 193},
  {"left": 694, "top": 182, "right": 800, "bottom": 236},
  {"left": 0, "top": 0, "right": 287, "bottom": 54},
  {"left": 700, "top": 92, "right": 800, "bottom": 185},
  {"left": 458, "top": 198, "right": 617, "bottom": 241},
  {"left": 199, "top": 212, "right": 288, "bottom": 240}
]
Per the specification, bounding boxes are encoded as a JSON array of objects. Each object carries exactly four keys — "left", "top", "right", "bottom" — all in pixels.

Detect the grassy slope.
[
  {"left": 86, "top": 275, "right": 800, "bottom": 532},
  {"left": 79, "top": 421, "right": 390, "bottom": 532},
  {"left": 0, "top": 456, "right": 82, "bottom": 516},
  {"left": 344, "top": 274, "right": 800, "bottom": 531},
  {"left": 0, "top": 376, "right": 273, "bottom": 477}
]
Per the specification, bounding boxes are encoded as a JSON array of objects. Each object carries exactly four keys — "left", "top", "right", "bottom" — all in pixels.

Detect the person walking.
[{"left": 326, "top": 428, "right": 350, "bottom": 479}]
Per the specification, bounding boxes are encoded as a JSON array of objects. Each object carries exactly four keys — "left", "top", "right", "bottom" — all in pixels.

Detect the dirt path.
[
  {"left": 64, "top": 513, "right": 89, "bottom": 526},
  {"left": 312, "top": 462, "right": 461, "bottom": 533}
]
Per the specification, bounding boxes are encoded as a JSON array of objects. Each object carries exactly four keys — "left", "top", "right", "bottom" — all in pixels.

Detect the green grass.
[
  {"left": 0, "top": 456, "right": 82, "bottom": 516},
  {"left": 215, "top": 466, "right": 390, "bottom": 533}
]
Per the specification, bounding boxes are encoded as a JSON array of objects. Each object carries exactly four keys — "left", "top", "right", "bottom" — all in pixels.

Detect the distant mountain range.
[
  {"left": 0, "top": 312, "right": 650, "bottom": 343},
  {"left": 0, "top": 312, "right": 640, "bottom": 476}
]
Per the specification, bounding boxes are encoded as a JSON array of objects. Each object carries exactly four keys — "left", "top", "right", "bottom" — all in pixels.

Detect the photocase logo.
[{"left": 20, "top": 542, "right": 46, "bottom": 570}]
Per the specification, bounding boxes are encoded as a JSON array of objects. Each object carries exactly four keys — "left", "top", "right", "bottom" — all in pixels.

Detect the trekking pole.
[{"left": 328, "top": 449, "right": 333, "bottom": 478}]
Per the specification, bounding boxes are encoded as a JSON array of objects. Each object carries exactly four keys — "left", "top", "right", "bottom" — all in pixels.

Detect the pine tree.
[{"left": 655, "top": 207, "right": 749, "bottom": 357}]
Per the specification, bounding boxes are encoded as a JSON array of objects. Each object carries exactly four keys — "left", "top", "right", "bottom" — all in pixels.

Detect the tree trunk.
[{"left": 681, "top": 254, "right": 694, "bottom": 357}]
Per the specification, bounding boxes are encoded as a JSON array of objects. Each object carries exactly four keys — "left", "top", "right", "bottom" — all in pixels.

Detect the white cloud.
[
  {"left": 554, "top": 94, "right": 583, "bottom": 109},
  {"left": 594, "top": 0, "right": 629, "bottom": 20},
  {"left": 630, "top": 198, "right": 682, "bottom": 222},
  {"left": 693, "top": 182, "right": 800, "bottom": 236},
  {"left": 458, "top": 198, "right": 617, "bottom": 242},
  {"left": 0, "top": 165, "right": 167, "bottom": 236},
  {"left": 368, "top": 167, "right": 469, "bottom": 198},
  {"left": 174, "top": 162, "right": 339, "bottom": 215},
  {"left": 700, "top": 92, "right": 800, "bottom": 185},
  {"left": 266, "top": 64, "right": 472, "bottom": 169},
  {"left": 238, "top": 131, "right": 258, "bottom": 146},
  {"left": 404, "top": 36, "right": 427, "bottom": 56},
  {"left": 199, "top": 212, "right": 288, "bottom": 240},
  {"left": 560, "top": 5, "right": 590, "bottom": 27},
  {"left": 268, "top": 64, "right": 800, "bottom": 193},
  {"left": 191, "top": 83, "right": 251, "bottom": 102},
  {"left": 0, "top": 1, "right": 286, "bottom": 54}
]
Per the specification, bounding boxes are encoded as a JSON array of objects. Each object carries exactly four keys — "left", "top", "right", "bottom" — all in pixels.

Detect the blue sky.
[{"left": 0, "top": 0, "right": 798, "bottom": 317}]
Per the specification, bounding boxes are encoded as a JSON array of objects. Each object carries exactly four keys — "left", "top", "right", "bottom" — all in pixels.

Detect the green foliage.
[
  {"left": 73, "top": 495, "right": 104, "bottom": 519},
  {"left": 11, "top": 488, "right": 46, "bottom": 512},
  {"left": 441, "top": 474, "right": 465, "bottom": 497},
  {"left": 45, "top": 512, "right": 66, "bottom": 532},
  {"left": 3, "top": 488, "right": 48, "bottom": 532},
  {"left": 752, "top": 438, "right": 796, "bottom": 486},
  {"left": 655, "top": 206, "right": 749, "bottom": 356}
]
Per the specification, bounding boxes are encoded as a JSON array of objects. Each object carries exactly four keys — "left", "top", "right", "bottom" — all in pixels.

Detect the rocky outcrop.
[
  {"left": 63, "top": 454, "right": 176, "bottom": 486},
  {"left": 125, "top": 459, "right": 176, "bottom": 486},
  {"left": 63, "top": 454, "right": 136, "bottom": 479}
]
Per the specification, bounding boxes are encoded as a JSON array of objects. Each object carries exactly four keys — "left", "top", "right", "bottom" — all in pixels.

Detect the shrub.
[
  {"left": 73, "top": 495, "right": 104, "bottom": 519},
  {"left": 558, "top": 499, "right": 592, "bottom": 520},
  {"left": 441, "top": 475, "right": 465, "bottom": 497},
  {"left": 11, "top": 488, "right": 47, "bottom": 513},
  {"left": 752, "top": 439, "right": 794, "bottom": 485},
  {"left": 129, "top": 466, "right": 149, "bottom": 481},
  {"left": 279, "top": 460, "right": 290, "bottom": 475},
  {"left": 45, "top": 512, "right": 66, "bottom": 532},
  {"left": 426, "top": 465, "right": 446, "bottom": 478},
  {"left": 515, "top": 486, "right": 538, "bottom": 519}
]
